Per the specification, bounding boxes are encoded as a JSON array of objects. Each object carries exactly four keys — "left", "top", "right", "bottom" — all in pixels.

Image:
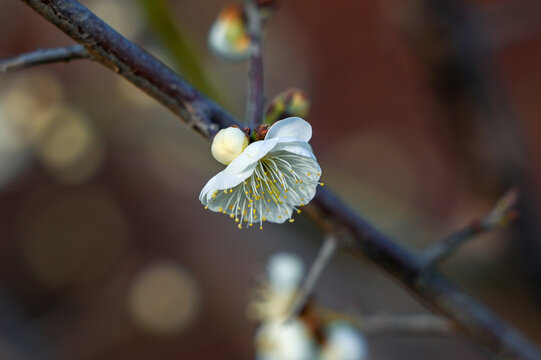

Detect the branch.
[
  {"left": 0, "top": 45, "right": 88, "bottom": 72},
  {"left": 422, "top": 188, "right": 519, "bottom": 268},
  {"left": 288, "top": 233, "right": 339, "bottom": 319},
  {"left": 357, "top": 313, "right": 454, "bottom": 337},
  {"left": 15, "top": 1, "right": 541, "bottom": 359},
  {"left": 244, "top": 0, "right": 265, "bottom": 128}
]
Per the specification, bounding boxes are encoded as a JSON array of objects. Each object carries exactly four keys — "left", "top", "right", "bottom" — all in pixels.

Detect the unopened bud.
[
  {"left": 265, "top": 88, "right": 310, "bottom": 124},
  {"left": 208, "top": 4, "right": 251, "bottom": 61},
  {"left": 211, "top": 126, "right": 249, "bottom": 165},
  {"left": 252, "top": 124, "right": 270, "bottom": 141}
]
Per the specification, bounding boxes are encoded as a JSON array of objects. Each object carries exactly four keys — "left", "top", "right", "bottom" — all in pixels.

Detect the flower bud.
[
  {"left": 252, "top": 124, "right": 270, "bottom": 141},
  {"left": 265, "top": 88, "right": 310, "bottom": 124},
  {"left": 208, "top": 4, "right": 251, "bottom": 61},
  {"left": 267, "top": 253, "right": 304, "bottom": 293},
  {"left": 211, "top": 126, "right": 249, "bottom": 165}
]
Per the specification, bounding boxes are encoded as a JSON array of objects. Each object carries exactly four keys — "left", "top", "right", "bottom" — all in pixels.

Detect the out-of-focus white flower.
[
  {"left": 267, "top": 252, "right": 304, "bottom": 293},
  {"left": 208, "top": 3, "right": 251, "bottom": 61},
  {"left": 320, "top": 321, "right": 368, "bottom": 360},
  {"left": 256, "top": 320, "right": 317, "bottom": 360},
  {"left": 200, "top": 117, "right": 322, "bottom": 229},
  {"left": 248, "top": 253, "right": 304, "bottom": 321}
]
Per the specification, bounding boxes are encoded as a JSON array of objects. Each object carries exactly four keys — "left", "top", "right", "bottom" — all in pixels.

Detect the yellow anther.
[
  {"left": 260, "top": 226, "right": 263, "bottom": 230},
  {"left": 307, "top": 173, "right": 311, "bottom": 176},
  {"left": 204, "top": 206, "right": 208, "bottom": 210},
  {"left": 320, "top": 182, "right": 325, "bottom": 186},
  {"left": 289, "top": 219, "right": 295, "bottom": 223},
  {"left": 278, "top": 216, "right": 282, "bottom": 219},
  {"left": 262, "top": 217, "right": 267, "bottom": 221},
  {"left": 223, "top": 190, "right": 228, "bottom": 194},
  {"left": 218, "top": 207, "right": 223, "bottom": 212},
  {"left": 297, "top": 209, "right": 301, "bottom": 214},
  {"left": 230, "top": 189, "right": 233, "bottom": 193},
  {"left": 284, "top": 195, "right": 287, "bottom": 199},
  {"left": 235, "top": 218, "right": 240, "bottom": 223},
  {"left": 238, "top": 224, "right": 242, "bottom": 229},
  {"left": 249, "top": 223, "right": 253, "bottom": 227},
  {"left": 243, "top": 218, "right": 248, "bottom": 223},
  {"left": 266, "top": 209, "right": 270, "bottom": 212},
  {"left": 230, "top": 214, "right": 235, "bottom": 218}
]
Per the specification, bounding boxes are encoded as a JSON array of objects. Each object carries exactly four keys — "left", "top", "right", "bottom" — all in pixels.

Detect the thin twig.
[
  {"left": 357, "top": 313, "right": 454, "bottom": 337},
  {"left": 422, "top": 188, "right": 519, "bottom": 269},
  {"left": 15, "top": 1, "right": 541, "bottom": 358},
  {"left": 288, "top": 234, "right": 339, "bottom": 319},
  {"left": 244, "top": 0, "right": 265, "bottom": 128},
  {"left": 0, "top": 45, "right": 88, "bottom": 72}
]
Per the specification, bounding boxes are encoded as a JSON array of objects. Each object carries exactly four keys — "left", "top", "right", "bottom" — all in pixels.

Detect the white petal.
[
  {"left": 199, "top": 169, "right": 255, "bottom": 203},
  {"left": 256, "top": 320, "right": 317, "bottom": 360},
  {"left": 321, "top": 321, "right": 368, "bottom": 360},
  {"left": 271, "top": 139, "right": 315, "bottom": 160},
  {"left": 265, "top": 117, "right": 312, "bottom": 142},
  {"left": 224, "top": 138, "right": 281, "bottom": 176}
]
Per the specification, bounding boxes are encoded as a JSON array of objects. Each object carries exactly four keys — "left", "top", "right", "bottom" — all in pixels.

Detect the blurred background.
[{"left": 0, "top": 0, "right": 541, "bottom": 359}]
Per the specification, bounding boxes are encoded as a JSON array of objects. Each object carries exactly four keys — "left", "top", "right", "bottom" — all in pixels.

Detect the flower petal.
[
  {"left": 271, "top": 139, "right": 315, "bottom": 160},
  {"left": 224, "top": 137, "right": 280, "bottom": 176},
  {"left": 265, "top": 117, "right": 312, "bottom": 142}
]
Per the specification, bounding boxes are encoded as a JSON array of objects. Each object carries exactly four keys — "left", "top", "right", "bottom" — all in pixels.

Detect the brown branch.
[
  {"left": 422, "top": 188, "right": 519, "bottom": 268},
  {"left": 357, "top": 313, "right": 454, "bottom": 337},
  {"left": 244, "top": 0, "right": 265, "bottom": 128},
  {"left": 288, "top": 233, "right": 339, "bottom": 319},
  {"left": 13, "top": 1, "right": 541, "bottom": 359},
  {"left": 0, "top": 44, "right": 88, "bottom": 72}
]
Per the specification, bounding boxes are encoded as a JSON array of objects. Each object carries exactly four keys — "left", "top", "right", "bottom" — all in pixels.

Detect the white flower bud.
[
  {"left": 211, "top": 127, "right": 249, "bottom": 165},
  {"left": 208, "top": 4, "right": 251, "bottom": 61},
  {"left": 267, "top": 253, "right": 304, "bottom": 293}
]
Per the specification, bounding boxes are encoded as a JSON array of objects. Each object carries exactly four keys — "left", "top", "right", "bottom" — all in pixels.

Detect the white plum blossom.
[{"left": 200, "top": 117, "right": 323, "bottom": 229}]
